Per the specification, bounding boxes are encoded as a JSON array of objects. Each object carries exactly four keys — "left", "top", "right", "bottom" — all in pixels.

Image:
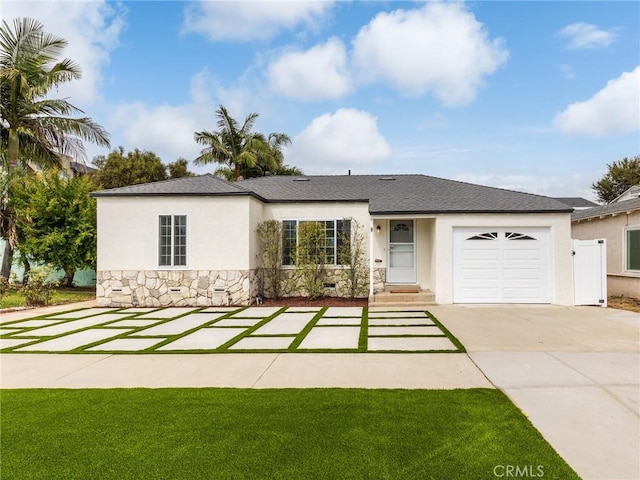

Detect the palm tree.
[
  {"left": 0, "top": 17, "right": 110, "bottom": 277},
  {"left": 0, "top": 18, "right": 110, "bottom": 170},
  {"left": 194, "top": 105, "right": 293, "bottom": 181}
]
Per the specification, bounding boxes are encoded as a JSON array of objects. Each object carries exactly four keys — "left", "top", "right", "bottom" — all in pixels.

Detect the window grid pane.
[
  {"left": 173, "top": 215, "right": 187, "bottom": 266},
  {"left": 283, "top": 220, "right": 297, "bottom": 266},
  {"left": 159, "top": 216, "right": 172, "bottom": 266},
  {"left": 628, "top": 230, "right": 640, "bottom": 270}
]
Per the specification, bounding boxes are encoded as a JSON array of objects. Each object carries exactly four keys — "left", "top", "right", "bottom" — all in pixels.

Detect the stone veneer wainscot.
[{"left": 97, "top": 270, "right": 257, "bottom": 307}]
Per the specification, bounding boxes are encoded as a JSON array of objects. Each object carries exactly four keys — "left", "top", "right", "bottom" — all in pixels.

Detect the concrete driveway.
[{"left": 430, "top": 304, "right": 640, "bottom": 480}]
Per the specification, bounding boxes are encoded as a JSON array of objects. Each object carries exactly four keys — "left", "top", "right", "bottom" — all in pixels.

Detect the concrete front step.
[{"left": 369, "top": 290, "right": 436, "bottom": 306}]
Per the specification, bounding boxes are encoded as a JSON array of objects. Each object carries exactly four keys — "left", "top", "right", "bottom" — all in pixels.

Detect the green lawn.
[
  {"left": 0, "top": 389, "right": 579, "bottom": 480},
  {"left": 0, "top": 289, "right": 95, "bottom": 309}
]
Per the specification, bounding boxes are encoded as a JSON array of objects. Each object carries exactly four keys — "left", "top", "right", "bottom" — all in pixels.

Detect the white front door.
[{"left": 387, "top": 220, "right": 416, "bottom": 283}]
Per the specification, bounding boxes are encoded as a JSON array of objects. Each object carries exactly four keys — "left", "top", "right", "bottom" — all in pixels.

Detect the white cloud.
[
  {"left": 2, "top": 1, "right": 125, "bottom": 106},
  {"left": 553, "top": 67, "right": 640, "bottom": 136},
  {"left": 109, "top": 71, "right": 216, "bottom": 165},
  {"left": 559, "top": 22, "right": 617, "bottom": 49},
  {"left": 351, "top": 2, "right": 508, "bottom": 106},
  {"left": 286, "top": 109, "right": 392, "bottom": 174},
  {"left": 267, "top": 38, "right": 352, "bottom": 101},
  {"left": 182, "top": 0, "right": 333, "bottom": 41},
  {"left": 454, "top": 173, "right": 597, "bottom": 200}
]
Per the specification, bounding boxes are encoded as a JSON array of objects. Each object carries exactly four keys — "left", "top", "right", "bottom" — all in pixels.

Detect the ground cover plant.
[
  {"left": 0, "top": 388, "right": 580, "bottom": 480},
  {"left": 0, "top": 287, "right": 95, "bottom": 309}
]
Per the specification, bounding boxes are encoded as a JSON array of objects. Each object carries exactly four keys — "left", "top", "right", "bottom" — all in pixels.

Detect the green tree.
[
  {"left": 92, "top": 147, "right": 167, "bottom": 189},
  {"left": 10, "top": 171, "right": 98, "bottom": 287},
  {"left": 592, "top": 156, "right": 640, "bottom": 203},
  {"left": 167, "top": 157, "right": 194, "bottom": 179},
  {"left": 194, "top": 105, "right": 294, "bottom": 181},
  {"left": 0, "top": 17, "right": 109, "bottom": 277}
]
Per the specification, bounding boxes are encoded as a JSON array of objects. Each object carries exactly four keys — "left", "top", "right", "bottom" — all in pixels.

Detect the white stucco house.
[
  {"left": 571, "top": 190, "right": 640, "bottom": 298},
  {"left": 91, "top": 174, "right": 575, "bottom": 307}
]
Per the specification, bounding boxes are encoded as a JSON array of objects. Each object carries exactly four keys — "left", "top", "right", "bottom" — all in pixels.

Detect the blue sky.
[{"left": 5, "top": 1, "right": 640, "bottom": 200}]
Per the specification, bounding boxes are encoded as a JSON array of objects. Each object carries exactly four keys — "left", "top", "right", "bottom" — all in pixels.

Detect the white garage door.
[{"left": 453, "top": 228, "right": 551, "bottom": 303}]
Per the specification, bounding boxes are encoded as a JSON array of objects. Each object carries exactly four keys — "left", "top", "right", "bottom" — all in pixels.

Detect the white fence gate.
[{"left": 572, "top": 239, "right": 607, "bottom": 307}]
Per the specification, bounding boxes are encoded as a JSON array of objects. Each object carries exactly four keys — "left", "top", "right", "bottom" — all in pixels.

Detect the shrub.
[
  {"left": 256, "top": 220, "right": 283, "bottom": 299},
  {"left": 0, "top": 275, "right": 10, "bottom": 301},
  {"left": 338, "top": 218, "right": 369, "bottom": 299},
  {"left": 295, "top": 222, "right": 327, "bottom": 300},
  {"left": 22, "top": 266, "right": 59, "bottom": 306}
]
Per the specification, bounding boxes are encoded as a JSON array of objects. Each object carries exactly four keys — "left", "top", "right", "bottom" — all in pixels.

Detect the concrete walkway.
[{"left": 430, "top": 304, "right": 640, "bottom": 480}]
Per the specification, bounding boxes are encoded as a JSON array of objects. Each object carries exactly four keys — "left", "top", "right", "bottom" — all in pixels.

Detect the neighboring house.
[
  {"left": 572, "top": 193, "right": 640, "bottom": 298},
  {"left": 91, "top": 174, "right": 575, "bottom": 307},
  {"left": 554, "top": 197, "right": 599, "bottom": 210}
]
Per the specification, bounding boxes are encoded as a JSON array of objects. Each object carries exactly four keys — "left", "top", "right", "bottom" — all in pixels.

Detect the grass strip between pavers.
[
  {"left": 1, "top": 307, "right": 466, "bottom": 354},
  {"left": 0, "top": 388, "right": 581, "bottom": 480}
]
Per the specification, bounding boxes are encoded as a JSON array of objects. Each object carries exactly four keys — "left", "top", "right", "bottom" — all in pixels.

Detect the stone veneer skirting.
[
  {"left": 98, "top": 266, "right": 388, "bottom": 307},
  {"left": 97, "top": 270, "right": 257, "bottom": 307}
]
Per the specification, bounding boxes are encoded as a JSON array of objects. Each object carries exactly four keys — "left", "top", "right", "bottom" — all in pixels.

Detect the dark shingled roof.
[
  {"left": 572, "top": 197, "right": 640, "bottom": 221},
  {"left": 91, "top": 174, "right": 252, "bottom": 197},
  {"left": 553, "top": 197, "right": 598, "bottom": 208},
  {"left": 92, "top": 173, "right": 572, "bottom": 214}
]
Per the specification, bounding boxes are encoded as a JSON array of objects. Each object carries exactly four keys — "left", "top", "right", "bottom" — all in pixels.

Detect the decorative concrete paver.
[
  {"left": 252, "top": 316, "right": 311, "bottom": 335},
  {"left": 368, "top": 311, "right": 429, "bottom": 318},
  {"left": 132, "top": 313, "right": 226, "bottom": 336},
  {"left": 298, "top": 327, "right": 360, "bottom": 349},
  {"left": 47, "top": 308, "right": 121, "bottom": 319},
  {"left": 285, "top": 306, "right": 323, "bottom": 312},
  {"left": 116, "top": 307, "right": 160, "bottom": 313},
  {"left": 12, "top": 315, "right": 133, "bottom": 337},
  {"left": 369, "top": 326, "right": 441, "bottom": 336},
  {"left": 17, "top": 329, "right": 132, "bottom": 352},
  {"left": 323, "top": 307, "right": 363, "bottom": 317},
  {"left": 198, "top": 307, "right": 242, "bottom": 313},
  {"left": 316, "top": 317, "right": 362, "bottom": 326},
  {"left": 368, "top": 317, "right": 435, "bottom": 326},
  {"left": 229, "top": 307, "right": 283, "bottom": 317},
  {"left": 1, "top": 338, "right": 34, "bottom": 349},
  {"left": 157, "top": 328, "right": 246, "bottom": 350},
  {"left": 107, "top": 319, "right": 161, "bottom": 328},
  {"left": 135, "top": 308, "right": 199, "bottom": 319},
  {"left": 212, "top": 319, "right": 263, "bottom": 327},
  {"left": 87, "top": 337, "right": 164, "bottom": 351},
  {"left": 0, "top": 307, "right": 463, "bottom": 353},
  {"left": 229, "top": 336, "right": 295, "bottom": 350},
  {"left": 3, "top": 319, "right": 63, "bottom": 328},
  {"left": 368, "top": 336, "right": 457, "bottom": 351}
]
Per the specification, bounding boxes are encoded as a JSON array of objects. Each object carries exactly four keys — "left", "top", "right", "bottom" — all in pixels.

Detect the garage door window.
[
  {"left": 627, "top": 229, "right": 640, "bottom": 271},
  {"left": 467, "top": 232, "right": 497, "bottom": 240}
]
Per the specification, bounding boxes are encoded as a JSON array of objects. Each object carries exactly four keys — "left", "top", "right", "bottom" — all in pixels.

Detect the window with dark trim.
[
  {"left": 282, "top": 219, "right": 351, "bottom": 266},
  {"left": 159, "top": 215, "right": 187, "bottom": 267},
  {"left": 627, "top": 229, "right": 640, "bottom": 271}
]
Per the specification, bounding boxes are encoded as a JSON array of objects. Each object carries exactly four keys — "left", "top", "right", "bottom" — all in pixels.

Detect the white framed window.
[
  {"left": 282, "top": 219, "right": 351, "bottom": 266},
  {"left": 159, "top": 215, "right": 187, "bottom": 267},
  {"left": 625, "top": 227, "right": 640, "bottom": 272}
]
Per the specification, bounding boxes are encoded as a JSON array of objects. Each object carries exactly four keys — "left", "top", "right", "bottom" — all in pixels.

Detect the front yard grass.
[
  {"left": 0, "top": 288, "right": 95, "bottom": 309},
  {"left": 1, "top": 388, "right": 579, "bottom": 480}
]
